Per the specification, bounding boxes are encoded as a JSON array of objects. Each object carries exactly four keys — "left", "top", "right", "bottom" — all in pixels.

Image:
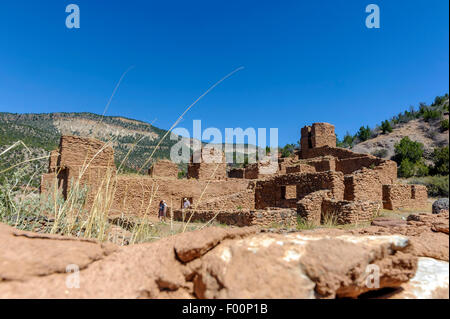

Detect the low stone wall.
[
  {"left": 322, "top": 199, "right": 381, "bottom": 225},
  {"left": 382, "top": 184, "right": 428, "bottom": 210},
  {"left": 255, "top": 171, "right": 344, "bottom": 209},
  {"left": 304, "top": 156, "right": 336, "bottom": 172},
  {"left": 172, "top": 208, "right": 297, "bottom": 227},
  {"left": 286, "top": 164, "right": 316, "bottom": 174},
  {"left": 344, "top": 168, "right": 385, "bottom": 202},
  {"left": 187, "top": 163, "right": 228, "bottom": 180},
  {"left": 336, "top": 155, "right": 382, "bottom": 175},
  {"left": 194, "top": 190, "right": 255, "bottom": 210},
  {"left": 300, "top": 146, "right": 361, "bottom": 160},
  {"left": 297, "top": 190, "right": 331, "bottom": 225}
]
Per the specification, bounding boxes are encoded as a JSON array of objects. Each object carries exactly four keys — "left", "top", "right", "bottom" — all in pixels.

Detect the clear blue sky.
[{"left": 0, "top": 0, "right": 448, "bottom": 145}]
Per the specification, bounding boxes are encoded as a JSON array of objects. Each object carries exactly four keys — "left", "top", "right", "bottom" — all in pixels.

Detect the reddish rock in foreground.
[{"left": 2, "top": 221, "right": 443, "bottom": 299}]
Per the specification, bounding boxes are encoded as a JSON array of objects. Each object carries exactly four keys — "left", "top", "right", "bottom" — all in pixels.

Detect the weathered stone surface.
[
  {"left": 432, "top": 198, "right": 449, "bottom": 214},
  {"left": 389, "top": 257, "right": 449, "bottom": 299},
  {"left": 193, "top": 233, "right": 416, "bottom": 299},
  {"left": 372, "top": 217, "right": 407, "bottom": 228},
  {"left": 0, "top": 223, "right": 117, "bottom": 282},
  {"left": 174, "top": 227, "right": 259, "bottom": 263},
  {"left": 355, "top": 211, "right": 449, "bottom": 261}
]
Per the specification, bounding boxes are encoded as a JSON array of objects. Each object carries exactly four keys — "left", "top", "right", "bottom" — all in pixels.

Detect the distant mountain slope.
[
  {"left": 349, "top": 95, "right": 449, "bottom": 162},
  {"left": 352, "top": 114, "right": 449, "bottom": 161}
]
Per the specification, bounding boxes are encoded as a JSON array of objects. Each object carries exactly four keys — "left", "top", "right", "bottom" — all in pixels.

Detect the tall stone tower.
[{"left": 300, "top": 123, "right": 336, "bottom": 158}]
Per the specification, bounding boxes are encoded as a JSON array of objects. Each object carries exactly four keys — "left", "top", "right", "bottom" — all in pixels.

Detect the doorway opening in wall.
[
  {"left": 308, "top": 131, "right": 313, "bottom": 148},
  {"left": 181, "top": 197, "right": 193, "bottom": 209},
  {"left": 58, "top": 168, "right": 68, "bottom": 199},
  {"left": 280, "top": 186, "right": 286, "bottom": 200}
]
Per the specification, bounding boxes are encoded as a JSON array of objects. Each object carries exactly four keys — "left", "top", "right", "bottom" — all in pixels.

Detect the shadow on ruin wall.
[{"left": 40, "top": 123, "right": 428, "bottom": 227}]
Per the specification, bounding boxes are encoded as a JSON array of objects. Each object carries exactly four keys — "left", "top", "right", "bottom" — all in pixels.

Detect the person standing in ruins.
[
  {"left": 183, "top": 198, "right": 191, "bottom": 209},
  {"left": 158, "top": 200, "right": 168, "bottom": 222}
]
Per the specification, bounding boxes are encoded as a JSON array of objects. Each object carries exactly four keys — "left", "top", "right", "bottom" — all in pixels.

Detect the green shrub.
[
  {"left": 393, "top": 137, "right": 424, "bottom": 164},
  {"left": 440, "top": 119, "right": 449, "bottom": 132},
  {"left": 432, "top": 94, "right": 449, "bottom": 106},
  {"left": 431, "top": 146, "right": 449, "bottom": 176},
  {"left": 380, "top": 120, "right": 393, "bottom": 134},
  {"left": 422, "top": 108, "right": 442, "bottom": 122},
  {"left": 414, "top": 160, "right": 429, "bottom": 177},
  {"left": 409, "top": 175, "right": 449, "bottom": 197},
  {"left": 357, "top": 126, "right": 372, "bottom": 142},
  {"left": 337, "top": 132, "right": 355, "bottom": 148},
  {"left": 398, "top": 158, "right": 415, "bottom": 178}
]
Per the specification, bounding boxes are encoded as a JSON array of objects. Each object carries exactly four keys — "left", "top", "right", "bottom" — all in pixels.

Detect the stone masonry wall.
[
  {"left": 304, "top": 156, "right": 336, "bottom": 172},
  {"left": 148, "top": 160, "right": 178, "bottom": 179},
  {"left": 58, "top": 135, "right": 115, "bottom": 169},
  {"left": 297, "top": 190, "right": 332, "bottom": 225},
  {"left": 322, "top": 199, "right": 381, "bottom": 225},
  {"left": 311, "top": 122, "right": 336, "bottom": 148},
  {"left": 255, "top": 171, "right": 344, "bottom": 209},
  {"left": 172, "top": 208, "right": 297, "bottom": 227},
  {"left": 300, "top": 146, "right": 362, "bottom": 160},
  {"left": 187, "top": 162, "right": 228, "bottom": 180},
  {"left": 336, "top": 156, "right": 383, "bottom": 175},
  {"left": 382, "top": 184, "right": 428, "bottom": 210},
  {"left": 41, "top": 136, "right": 117, "bottom": 203},
  {"left": 344, "top": 167, "right": 389, "bottom": 202},
  {"left": 286, "top": 164, "right": 316, "bottom": 174}
]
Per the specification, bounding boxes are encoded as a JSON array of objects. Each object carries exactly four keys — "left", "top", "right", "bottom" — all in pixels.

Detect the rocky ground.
[{"left": 0, "top": 208, "right": 448, "bottom": 299}]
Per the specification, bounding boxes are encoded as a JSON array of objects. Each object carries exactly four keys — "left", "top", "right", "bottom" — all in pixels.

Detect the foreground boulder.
[{"left": 432, "top": 198, "right": 449, "bottom": 214}]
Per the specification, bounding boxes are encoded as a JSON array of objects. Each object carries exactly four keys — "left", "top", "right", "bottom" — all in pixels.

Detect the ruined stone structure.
[{"left": 40, "top": 122, "right": 428, "bottom": 227}]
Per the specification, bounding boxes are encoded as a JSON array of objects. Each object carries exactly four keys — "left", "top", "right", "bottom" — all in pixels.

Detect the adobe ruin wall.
[{"left": 172, "top": 208, "right": 297, "bottom": 227}]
